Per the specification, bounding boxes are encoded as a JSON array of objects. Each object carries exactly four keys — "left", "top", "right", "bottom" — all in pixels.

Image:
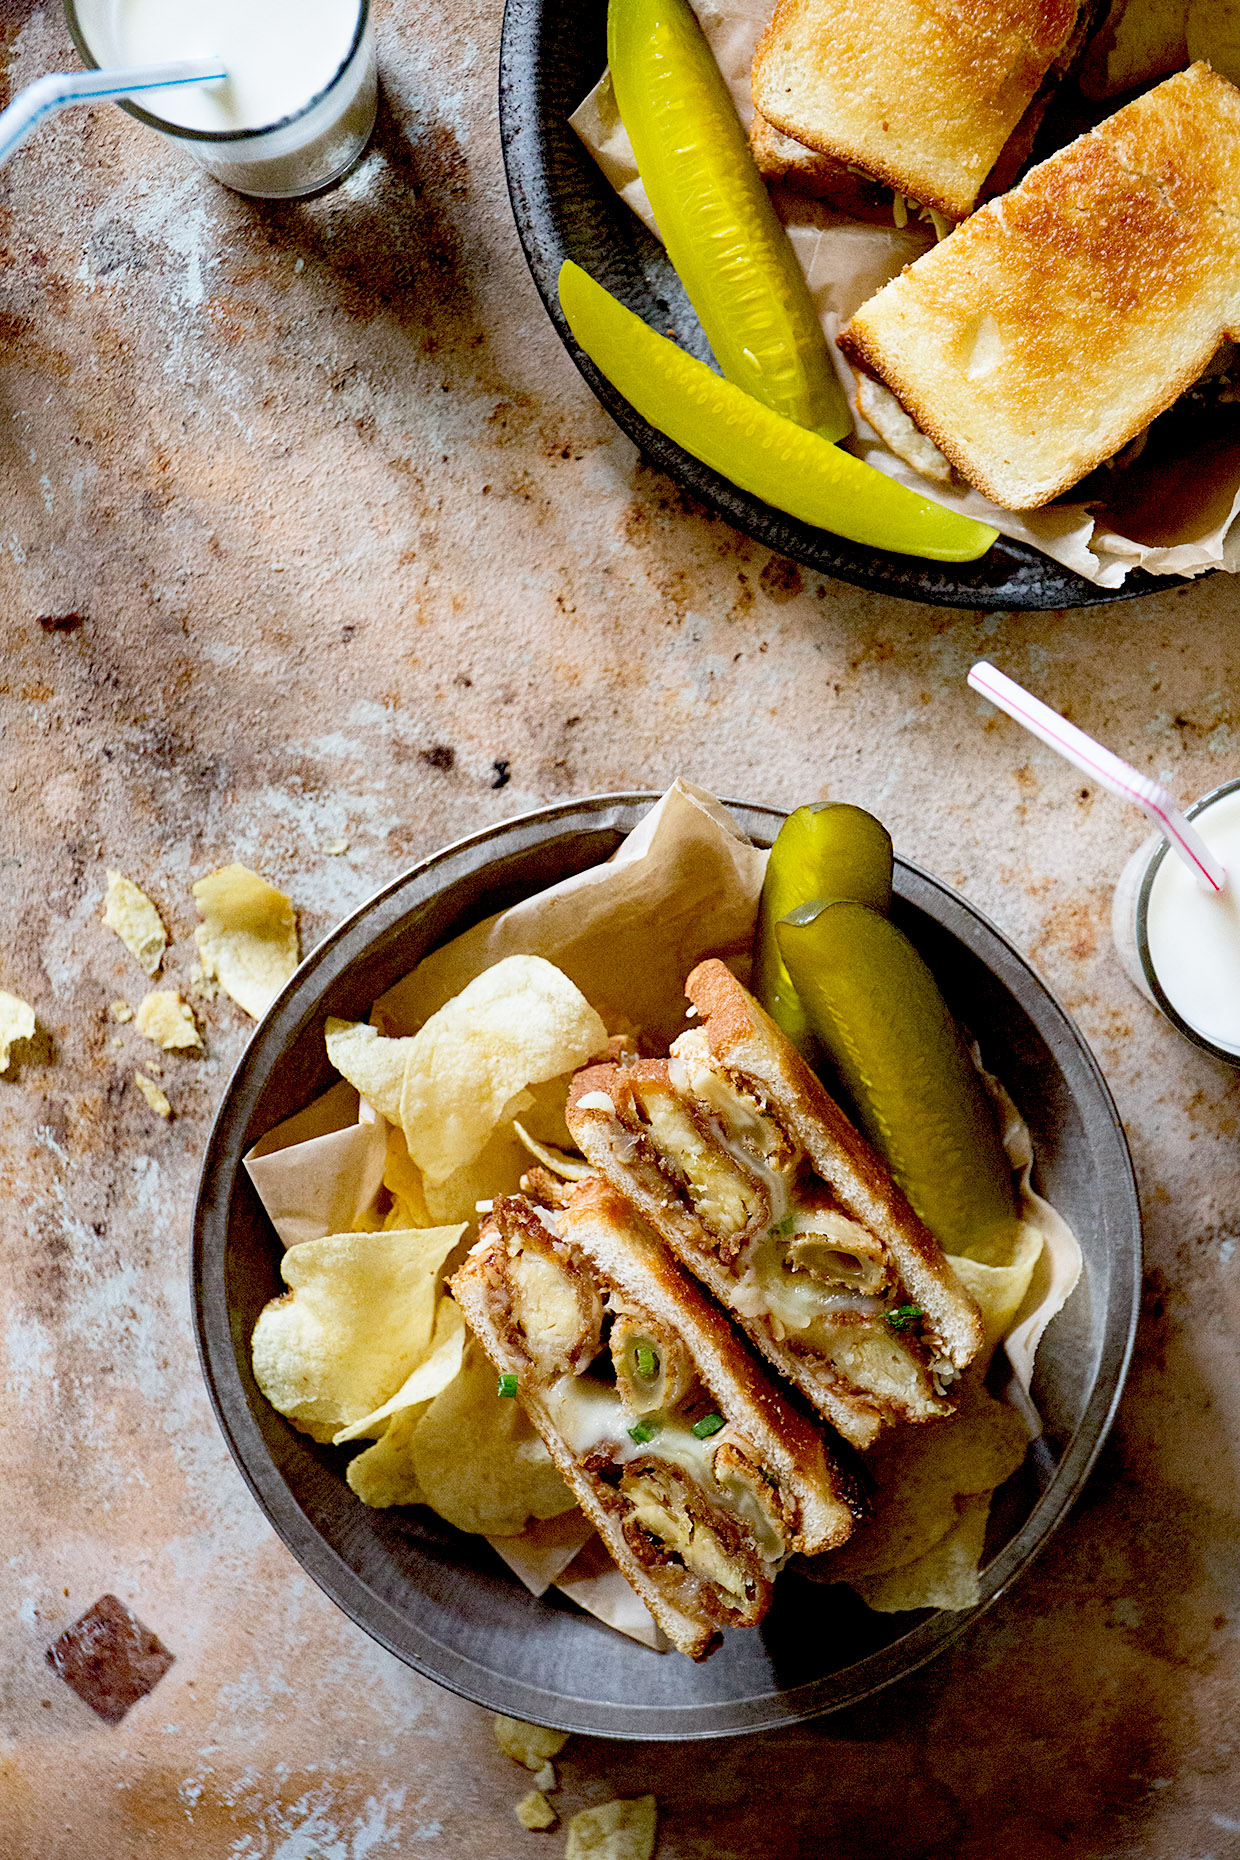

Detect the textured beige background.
[{"left": 2, "top": 0, "right": 1240, "bottom": 1854}]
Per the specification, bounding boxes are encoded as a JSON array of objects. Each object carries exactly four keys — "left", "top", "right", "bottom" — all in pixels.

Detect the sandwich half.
[
  {"left": 566, "top": 960, "right": 983, "bottom": 1452},
  {"left": 751, "top": 0, "right": 1086, "bottom": 222},
  {"left": 452, "top": 1180, "right": 863, "bottom": 1660},
  {"left": 839, "top": 63, "right": 1240, "bottom": 510}
]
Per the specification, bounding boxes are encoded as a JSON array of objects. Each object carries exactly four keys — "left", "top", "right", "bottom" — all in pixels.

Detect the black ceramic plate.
[
  {"left": 497, "top": 0, "right": 1184, "bottom": 610},
  {"left": 193, "top": 796, "right": 1141, "bottom": 1737}
]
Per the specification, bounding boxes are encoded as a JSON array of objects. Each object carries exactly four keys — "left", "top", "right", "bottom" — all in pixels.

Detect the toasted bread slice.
[
  {"left": 840, "top": 63, "right": 1240, "bottom": 510},
  {"left": 750, "top": 109, "right": 898, "bottom": 217},
  {"left": 567, "top": 962, "right": 983, "bottom": 1451},
  {"left": 751, "top": 0, "right": 1082, "bottom": 221},
  {"left": 453, "top": 1183, "right": 863, "bottom": 1659}
]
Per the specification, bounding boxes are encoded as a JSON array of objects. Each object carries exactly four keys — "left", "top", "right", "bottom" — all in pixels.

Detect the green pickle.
[
  {"left": 608, "top": 0, "right": 848, "bottom": 439},
  {"left": 754, "top": 804, "right": 893, "bottom": 1052},
  {"left": 777, "top": 899, "right": 1020, "bottom": 1261},
  {"left": 557, "top": 263, "right": 999, "bottom": 562}
]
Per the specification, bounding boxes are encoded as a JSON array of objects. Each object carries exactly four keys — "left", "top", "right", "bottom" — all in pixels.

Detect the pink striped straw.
[{"left": 968, "top": 661, "right": 1227, "bottom": 895}]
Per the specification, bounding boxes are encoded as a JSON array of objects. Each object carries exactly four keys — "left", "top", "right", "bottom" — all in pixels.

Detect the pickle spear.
[
  {"left": 754, "top": 804, "right": 893, "bottom": 1053},
  {"left": 777, "top": 899, "right": 1020, "bottom": 1261},
  {"left": 608, "top": 0, "right": 848, "bottom": 439},
  {"left": 558, "top": 263, "right": 1000, "bottom": 561}
]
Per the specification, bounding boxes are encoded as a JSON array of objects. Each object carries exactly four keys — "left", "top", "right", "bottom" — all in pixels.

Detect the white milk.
[
  {"left": 110, "top": 0, "right": 361, "bottom": 132},
  {"left": 1128, "top": 786, "right": 1240, "bottom": 1056}
]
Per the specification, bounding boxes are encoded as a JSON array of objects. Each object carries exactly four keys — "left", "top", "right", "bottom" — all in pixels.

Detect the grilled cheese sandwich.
[
  {"left": 839, "top": 63, "right": 1240, "bottom": 510},
  {"left": 453, "top": 1181, "right": 863, "bottom": 1659},
  {"left": 751, "top": 0, "right": 1085, "bottom": 222},
  {"left": 567, "top": 961, "right": 983, "bottom": 1451}
]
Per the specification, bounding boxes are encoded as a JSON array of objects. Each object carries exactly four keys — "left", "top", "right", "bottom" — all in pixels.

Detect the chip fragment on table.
[
  {"left": 565, "top": 1795, "right": 658, "bottom": 1860},
  {"left": 192, "top": 862, "right": 299, "bottom": 1019},
  {"left": 103, "top": 871, "right": 167, "bottom": 975},
  {"left": 0, "top": 989, "right": 35, "bottom": 1071},
  {"left": 135, "top": 989, "right": 202, "bottom": 1052}
]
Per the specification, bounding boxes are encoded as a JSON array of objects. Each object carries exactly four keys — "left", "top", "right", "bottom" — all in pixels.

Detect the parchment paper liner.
[
  {"left": 568, "top": 4, "right": 1240, "bottom": 588},
  {"left": 243, "top": 782, "right": 1081, "bottom": 1646}
]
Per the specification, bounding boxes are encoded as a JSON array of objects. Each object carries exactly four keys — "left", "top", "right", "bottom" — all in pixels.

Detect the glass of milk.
[
  {"left": 1113, "top": 776, "right": 1240, "bottom": 1064},
  {"left": 65, "top": 0, "right": 376, "bottom": 198}
]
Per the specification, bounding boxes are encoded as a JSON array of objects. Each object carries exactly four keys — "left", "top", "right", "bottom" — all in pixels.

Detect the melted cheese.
[{"left": 542, "top": 1375, "right": 786, "bottom": 1565}]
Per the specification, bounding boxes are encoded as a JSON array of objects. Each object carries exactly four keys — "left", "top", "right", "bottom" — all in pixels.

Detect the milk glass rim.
[
  {"left": 63, "top": 0, "right": 369, "bottom": 143},
  {"left": 1136, "top": 773, "right": 1240, "bottom": 1065}
]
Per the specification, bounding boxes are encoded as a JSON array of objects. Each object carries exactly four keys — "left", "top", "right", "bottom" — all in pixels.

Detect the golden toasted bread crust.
[
  {"left": 560, "top": 1179, "right": 864, "bottom": 1548},
  {"left": 684, "top": 960, "right": 982, "bottom": 1362},
  {"left": 840, "top": 64, "right": 1240, "bottom": 509},
  {"left": 453, "top": 1187, "right": 863, "bottom": 1657},
  {"left": 752, "top": 0, "right": 1081, "bottom": 220}
]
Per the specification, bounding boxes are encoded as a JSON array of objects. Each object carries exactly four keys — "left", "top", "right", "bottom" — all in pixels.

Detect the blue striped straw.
[{"left": 0, "top": 60, "right": 226, "bottom": 167}]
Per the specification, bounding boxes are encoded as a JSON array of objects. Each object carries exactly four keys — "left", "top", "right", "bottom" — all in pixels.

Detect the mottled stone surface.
[{"left": 1, "top": 1, "right": 1239, "bottom": 1855}]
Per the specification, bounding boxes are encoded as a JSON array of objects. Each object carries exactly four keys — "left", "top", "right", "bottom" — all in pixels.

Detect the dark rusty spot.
[
  {"left": 491, "top": 759, "right": 511, "bottom": 789},
  {"left": 758, "top": 556, "right": 804, "bottom": 602},
  {"left": 37, "top": 613, "right": 85, "bottom": 633},
  {"left": 46, "top": 1596, "right": 174, "bottom": 1725},
  {"left": 420, "top": 744, "right": 455, "bottom": 771}
]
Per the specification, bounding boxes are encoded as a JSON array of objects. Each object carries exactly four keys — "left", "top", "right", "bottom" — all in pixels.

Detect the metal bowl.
[
  {"left": 496, "top": 0, "right": 1184, "bottom": 611},
  {"left": 192, "top": 795, "right": 1141, "bottom": 1737}
]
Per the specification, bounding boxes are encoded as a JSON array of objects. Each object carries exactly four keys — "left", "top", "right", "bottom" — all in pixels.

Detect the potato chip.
[
  {"left": 411, "top": 1341, "right": 577, "bottom": 1534},
  {"left": 850, "top": 1491, "right": 992, "bottom": 1614},
  {"left": 325, "top": 1018, "right": 415, "bottom": 1124},
  {"left": 192, "top": 863, "right": 299, "bottom": 1020},
  {"left": 949, "top": 1229, "right": 1044, "bottom": 1370},
  {"left": 103, "top": 871, "right": 167, "bottom": 976},
  {"left": 533, "top": 1763, "right": 557, "bottom": 1793},
  {"left": 333, "top": 1298, "right": 466, "bottom": 1442},
  {"left": 494, "top": 1716, "right": 570, "bottom": 1768},
  {"left": 251, "top": 1225, "right": 464, "bottom": 1441},
  {"left": 398, "top": 956, "right": 607, "bottom": 1187},
  {"left": 346, "top": 1406, "right": 430, "bottom": 1508},
  {"left": 135, "top": 989, "right": 203, "bottom": 1053},
  {"left": 0, "top": 990, "right": 35, "bottom": 1072},
  {"left": 826, "top": 1376, "right": 1029, "bottom": 1581},
  {"left": 108, "top": 999, "right": 133, "bottom": 1024},
  {"left": 565, "top": 1796, "right": 658, "bottom": 1860},
  {"left": 515, "top": 1791, "right": 557, "bottom": 1831},
  {"left": 422, "top": 1122, "right": 532, "bottom": 1225},
  {"left": 134, "top": 1072, "right": 172, "bottom": 1119}
]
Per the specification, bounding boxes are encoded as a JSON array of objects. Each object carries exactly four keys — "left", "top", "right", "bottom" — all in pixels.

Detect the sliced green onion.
[
  {"left": 635, "top": 1345, "right": 658, "bottom": 1380},
  {"left": 769, "top": 1213, "right": 796, "bottom": 1237},
  {"left": 497, "top": 1372, "right": 519, "bottom": 1397},
  {"left": 628, "top": 1420, "right": 656, "bottom": 1444},
  {"left": 691, "top": 1413, "right": 725, "bottom": 1439},
  {"left": 886, "top": 1305, "right": 924, "bottom": 1332}
]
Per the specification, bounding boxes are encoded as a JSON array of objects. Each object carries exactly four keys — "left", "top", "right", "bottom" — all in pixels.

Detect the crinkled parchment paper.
[
  {"left": 244, "top": 783, "right": 1083, "bottom": 1644},
  {"left": 569, "top": 2, "right": 1240, "bottom": 587}
]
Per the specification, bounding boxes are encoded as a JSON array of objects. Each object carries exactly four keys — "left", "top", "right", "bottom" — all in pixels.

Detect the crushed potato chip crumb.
[
  {"left": 135, "top": 989, "right": 203, "bottom": 1052},
  {"left": 494, "top": 1716, "right": 570, "bottom": 1769},
  {"left": 0, "top": 990, "right": 36, "bottom": 1071},
  {"left": 134, "top": 1072, "right": 172, "bottom": 1118},
  {"left": 565, "top": 1796, "right": 657, "bottom": 1860},
  {"left": 108, "top": 999, "right": 134, "bottom": 1024},
  {"left": 192, "top": 863, "right": 299, "bottom": 1020},
  {"left": 188, "top": 961, "right": 219, "bottom": 1002},
  {"left": 533, "top": 1762, "right": 557, "bottom": 1793},
  {"left": 515, "top": 1791, "right": 557, "bottom": 1832},
  {"left": 325, "top": 838, "right": 350, "bottom": 856},
  {"left": 104, "top": 871, "right": 167, "bottom": 976}
]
